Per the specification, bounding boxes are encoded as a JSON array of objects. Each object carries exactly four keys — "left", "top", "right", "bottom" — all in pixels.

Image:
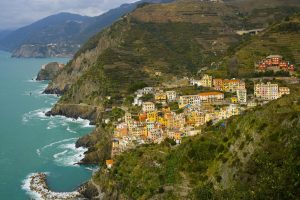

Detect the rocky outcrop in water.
[
  {"left": 46, "top": 103, "right": 100, "bottom": 125},
  {"left": 28, "top": 173, "right": 84, "bottom": 200},
  {"left": 36, "top": 62, "right": 65, "bottom": 81}
]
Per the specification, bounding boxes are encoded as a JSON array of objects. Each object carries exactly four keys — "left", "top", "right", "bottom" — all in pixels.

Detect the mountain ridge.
[{"left": 0, "top": 0, "right": 175, "bottom": 58}]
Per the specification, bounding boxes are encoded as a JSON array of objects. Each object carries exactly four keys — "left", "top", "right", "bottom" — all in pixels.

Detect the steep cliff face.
[
  {"left": 36, "top": 62, "right": 65, "bottom": 81},
  {"left": 44, "top": 24, "right": 125, "bottom": 96}
]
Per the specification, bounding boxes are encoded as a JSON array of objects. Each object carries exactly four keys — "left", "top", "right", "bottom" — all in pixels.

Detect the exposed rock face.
[
  {"left": 36, "top": 62, "right": 65, "bottom": 81},
  {"left": 45, "top": 103, "right": 111, "bottom": 164},
  {"left": 78, "top": 182, "right": 100, "bottom": 199},
  {"left": 44, "top": 26, "right": 124, "bottom": 95},
  {"left": 76, "top": 126, "right": 112, "bottom": 165},
  {"left": 12, "top": 44, "right": 75, "bottom": 58},
  {"left": 46, "top": 103, "right": 99, "bottom": 125}
]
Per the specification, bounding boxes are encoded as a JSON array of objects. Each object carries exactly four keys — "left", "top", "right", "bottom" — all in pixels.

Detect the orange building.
[{"left": 213, "top": 79, "right": 223, "bottom": 91}]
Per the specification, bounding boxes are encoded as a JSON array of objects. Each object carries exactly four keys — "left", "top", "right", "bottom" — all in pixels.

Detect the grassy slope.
[
  {"left": 210, "top": 14, "right": 300, "bottom": 78},
  {"left": 95, "top": 85, "right": 300, "bottom": 200},
  {"left": 53, "top": 0, "right": 300, "bottom": 106}
]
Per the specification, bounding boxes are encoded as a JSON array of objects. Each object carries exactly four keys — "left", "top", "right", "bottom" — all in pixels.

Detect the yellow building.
[
  {"left": 155, "top": 91, "right": 167, "bottom": 103},
  {"left": 200, "top": 74, "right": 213, "bottom": 87},
  {"left": 187, "top": 112, "right": 205, "bottom": 126},
  {"left": 147, "top": 111, "right": 158, "bottom": 122},
  {"left": 158, "top": 116, "right": 167, "bottom": 127},
  {"left": 231, "top": 97, "right": 238, "bottom": 104},
  {"left": 223, "top": 79, "right": 245, "bottom": 93}
]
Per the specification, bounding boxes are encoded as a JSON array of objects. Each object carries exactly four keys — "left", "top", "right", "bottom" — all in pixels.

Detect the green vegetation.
[
  {"left": 52, "top": 2, "right": 300, "bottom": 107},
  {"left": 140, "top": 94, "right": 154, "bottom": 101},
  {"left": 252, "top": 70, "right": 291, "bottom": 77},
  {"left": 109, "top": 108, "right": 125, "bottom": 121},
  {"left": 45, "top": 3, "right": 300, "bottom": 198},
  {"left": 95, "top": 85, "right": 300, "bottom": 199},
  {"left": 219, "top": 14, "right": 300, "bottom": 77}
]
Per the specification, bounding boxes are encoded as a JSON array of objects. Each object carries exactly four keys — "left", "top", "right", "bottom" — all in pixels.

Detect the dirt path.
[{"left": 91, "top": 178, "right": 103, "bottom": 200}]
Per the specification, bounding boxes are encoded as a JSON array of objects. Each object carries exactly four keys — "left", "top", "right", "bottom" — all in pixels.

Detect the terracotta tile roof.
[
  {"left": 198, "top": 92, "right": 224, "bottom": 96},
  {"left": 106, "top": 160, "right": 114, "bottom": 165}
]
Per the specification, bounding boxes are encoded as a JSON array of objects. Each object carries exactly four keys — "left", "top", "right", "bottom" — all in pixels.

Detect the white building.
[
  {"left": 166, "top": 91, "right": 177, "bottom": 102},
  {"left": 142, "top": 102, "right": 156, "bottom": 112},
  {"left": 141, "top": 87, "right": 155, "bottom": 94},
  {"left": 237, "top": 89, "right": 247, "bottom": 103},
  {"left": 254, "top": 82, "right": 279, "bottom": 100},
  {"left": 179, "top": 95, "right": 201, "bottom": 108},
  {"left": 198, "top": 92, "right": 224, "bottom": 103},
  {"left": 190, "top": 74, "right": 213, "bottom": 88}
]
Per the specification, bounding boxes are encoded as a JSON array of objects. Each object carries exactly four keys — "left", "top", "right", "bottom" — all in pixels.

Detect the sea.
[{"left": 0, "top": 51, "right": 95, "bottom": 199}]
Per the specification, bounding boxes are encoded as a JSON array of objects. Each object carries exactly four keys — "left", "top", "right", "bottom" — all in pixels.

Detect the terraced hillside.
[
  {"left": 93, "top": 84, "right": 300, "bottom": 200},
  {"left": 216, "top": 13, "right": 300, "bottom": 77},
  {"left": 44, "top": 0, "right": 300, "bottom": 171},
  {"left": 46, "top": 0, "right": 300, "bottom": 108}
]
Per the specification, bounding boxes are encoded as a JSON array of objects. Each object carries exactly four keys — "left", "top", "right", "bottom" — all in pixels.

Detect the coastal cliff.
[
  {"left": 42, "top": 0, "right": 300, "bottom": 199},
  {"left": 36, "top": 62, "right": 65, "bottom": 81}
]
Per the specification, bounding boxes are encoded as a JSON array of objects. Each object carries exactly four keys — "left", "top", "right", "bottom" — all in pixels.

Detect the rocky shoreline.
[
  {"left": 28, "top": 173, "right": 85, "bottom": 200},
  {"left": 44, "top": 102, "right": 111, "bottom": 165}
]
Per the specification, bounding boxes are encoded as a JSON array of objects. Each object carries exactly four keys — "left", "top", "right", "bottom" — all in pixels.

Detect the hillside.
[
  {"left": 38, "top": 1, "right": 300, "bottom": 199},
  {"left": 40, "top": 0, "right": 300, "bottom": 181},
  {"left": 0, "top": 13, "right": 91, "bottom": 57},
  {"left": 93, "top": 84, "right": 300, "bottom": 200},
  {"left": 0, "top": 0, "right": 174, "bottom": 58},
  {"left": 46, "top": 0, "right": 300, "bottom": 104},
  {"left": 211, "top": 13, "right": 300, "bottom": 77}
]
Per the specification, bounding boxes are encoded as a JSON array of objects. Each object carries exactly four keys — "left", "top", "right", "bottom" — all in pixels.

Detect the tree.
[{"left": 228, "top": 57, "right": 239, "bottom": 78}]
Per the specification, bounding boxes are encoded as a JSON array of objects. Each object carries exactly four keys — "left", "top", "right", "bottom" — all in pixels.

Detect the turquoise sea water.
[{"left": 0, "top": 51, "right": 94, "bottom": 199}]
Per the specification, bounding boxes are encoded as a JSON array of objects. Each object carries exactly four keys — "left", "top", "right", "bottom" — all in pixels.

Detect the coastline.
[{"left": 23, "top": 78, "right": 100, "bottom": 199}]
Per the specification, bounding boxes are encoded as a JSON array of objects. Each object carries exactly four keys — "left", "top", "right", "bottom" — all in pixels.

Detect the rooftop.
[{"left": 198, "top": 92, "right": 224, "bottom": 96}]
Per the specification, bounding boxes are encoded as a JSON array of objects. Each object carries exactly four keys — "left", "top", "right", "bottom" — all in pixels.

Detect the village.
[{"left": 105, "top": 55, "right": 293, "bottom": 168}]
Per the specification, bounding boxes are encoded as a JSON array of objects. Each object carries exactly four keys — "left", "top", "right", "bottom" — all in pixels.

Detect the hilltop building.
[{"left": 256, "top": 55, "right": 295, "bottom": 73}]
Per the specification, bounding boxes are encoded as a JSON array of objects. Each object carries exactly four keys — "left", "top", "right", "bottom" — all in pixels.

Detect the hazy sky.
[{"left": 0, "top": 0, "right": 138, "bottom": 30}]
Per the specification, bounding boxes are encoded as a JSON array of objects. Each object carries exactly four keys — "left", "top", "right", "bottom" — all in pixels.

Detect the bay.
[{"left": 0, "top": 51, "right": 94, "bottom": 199}]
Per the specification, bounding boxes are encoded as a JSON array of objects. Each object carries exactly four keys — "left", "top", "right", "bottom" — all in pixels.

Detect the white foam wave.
[
  {"left": 36, "top": 149, "right": 41, "bottom": 156},
  {"left": 22, "top": 108, "right": 50, "bottom": 124},
  {"left": 66, "top": 126, "right": 77, "bottom": 133},
  {"left": 26, "top": 77, "right": 38, "bottom": 83},
  {"left": 40, "top": 138, "right": 78, "bottom": 151},
  {"left": 22, "top": 107, "right": 94, "bottom": 132},
  {"left": 53, "top": 143, "right": 87, "bottom": 167},
  {"left": 53, "top": 150, "right": 68, "bottom": 159},
  {"left": 85, "top": 166, "right": 99, "bottom": 173}
]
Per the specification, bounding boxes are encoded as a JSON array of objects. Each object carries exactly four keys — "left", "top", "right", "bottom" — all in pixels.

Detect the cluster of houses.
[
  {"left": 254, "top": 82, "right": 290, "bottom": 100},
  {"left": 256, "top": 55, "right": 295, "bottom": 73},
  {"left": 106, "top": 73, "right": 292, "bottom": 168},
  {"left": 190, "top": 74, "right": 247, "bottom": 103}
]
